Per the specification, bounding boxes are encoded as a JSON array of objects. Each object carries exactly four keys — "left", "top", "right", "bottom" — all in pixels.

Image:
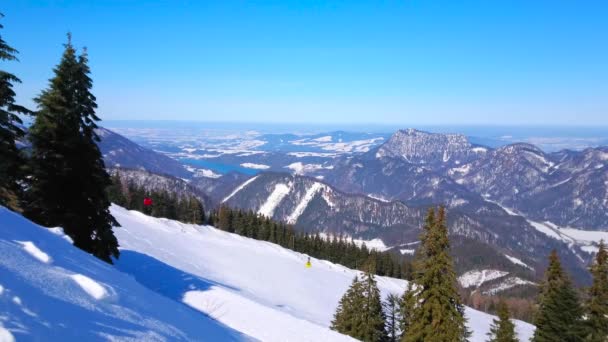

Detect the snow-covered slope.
[
  {"left": 0, "top": 206, "right": 248, "bottom": 341},
  {"left": 111, "top": 205, "right": 535, "bottom": 342}
]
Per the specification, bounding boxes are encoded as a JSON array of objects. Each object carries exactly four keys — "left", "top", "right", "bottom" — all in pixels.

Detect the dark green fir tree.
[
  {"left": 0, "top": 13, "right": 30, "bottom": 211},
  {"left": 487, "top": 300, "right": 517, "bottom": 342},
  {"left": 332, "top": 275, "right": 365, "bottom": 337},
  {"left": 25, "top": 34, "right": 119, "bottom": 263},
  {"left": 399, "top": 282, "right": 416, "bottom": 341},
  {"left": 404, "top": 206, "right": 469, "bottom": 342},
  {"left": 360, "top": 270, "right": 389, "bottom": 342},
  {"left": 384, "top": 293, "right": 402, "bottom": 342},
  {"left": 532, "top": 250, "right": 584, "bottom": 342},
  {"left": 584, "top": 240, "right": 608, "bottom": 342}
]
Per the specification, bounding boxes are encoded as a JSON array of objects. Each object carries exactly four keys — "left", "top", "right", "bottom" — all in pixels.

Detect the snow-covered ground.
[
  {"left": 0, "top": 206, "right": 248, "bottom": 341},
  {"left": 1, "top": 205, "right": 536, "bottom": 341},
  {"left": 112, "top": 205, "right": 535, "bottom": 341}
]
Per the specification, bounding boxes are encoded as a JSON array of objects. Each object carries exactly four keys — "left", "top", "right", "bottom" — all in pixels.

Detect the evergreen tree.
[
  {"left": 532, "top": 250, "right": 585, "bottom": 342},
  {"left": 25, "top": 34, "right": 119, "bottom": 263},
  {"left": 384, "top": 293, "right": 402, "bottom": 342},
  {"left": 487, "top": 300, "right": 517, "bottom": 342},
  {"left": 332, "top": 275, "right": 365, "bottom": 337},
  {"left": 399, "top": 282, "right": 416, "bottom": 340},
  {"left": 331, "top": 271, "right": 388, "bottom": 342},
  {"left": 584, "top": 240, "right": 608, "bottom": 342},
  {"left": 360, "top": 270, "right": 389, "bottom": 342},
  {"left": 0, "top": 13, "right": 30, "bottom": 211},
  {"left": 405, "top": 206, "right": 469, "bottom": 342}
]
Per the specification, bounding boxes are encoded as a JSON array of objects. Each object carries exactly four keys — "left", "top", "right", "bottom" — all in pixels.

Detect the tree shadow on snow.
[{"left": 115, "top": 250, "right": 241, "bottom": 304}]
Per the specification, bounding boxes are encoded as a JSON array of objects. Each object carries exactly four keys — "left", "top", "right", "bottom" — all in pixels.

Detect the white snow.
[
  {"left": 285, "top": 162, "right": 332, "bottom": 175},
  {"left": 367, "top": 194, "right": 391, "bottom": 202},
  {"left": 504, "top": 254, "right": 534, "bottom": 271},
  {"left": 184, "top": 288, "right": 353, "bottom": 342},
  {"left": 528, "top": 220, "right": 569, "bottom": 242},
  {"left": 0, "top": 206, "right": 247, "bottom": 341},
  {"left": 222, "top": 175, "right": 259, "bottom": 203},
  {"left": 258, "top": 183, "right": 292, "bottom": 217},
  {"left": 483, "top": 199, "right": 519, "bottom": 216},
  {"left": 287, "top": 152, "right": 338, "bottom": 158},
  {"left": 193, "top": 168, "right": 222, "bottom": 179},
  {"left": 458, "top": 270, "right": 509, "bottom": 289},
  {"left": 317, "top": 233, "right": 390, "bottom": 252},
  {"left": 449, "top": 164, "right": 471, "bottom": 176},
  {"left": 399, "top": 249, "right": 415, "bottom": 255},
  {"left": 47, "top": 227, "right": 73, "bottom": 243},
  {"left": 70, "top": 274, "right": 108, "bottom": 300},
  {"left": 17, "top": 241, "right": 51, "bottom": 264},
  {"left": 111, "top": 205, "right": 535, "bottom": 342},
  {"left": 559, "top": 228, "right": 608, "bottom": 245},
  {"left": 0, "top": 324, "right": 15, "bottom": 342},
  {"left": 483, "top": 277, "right": 537, "bottom": 295},
  {"left": 287, "top": 183, "right": 325, "bottom": 224},
  {"left": 471, "top": 147, "right": 488, "bottom": 153},
  {"left": 240, "top": 163, "right": 270, "bottom": 170},
  {"left": 313, "top": 136, "right": 332, "bottom": 142}
]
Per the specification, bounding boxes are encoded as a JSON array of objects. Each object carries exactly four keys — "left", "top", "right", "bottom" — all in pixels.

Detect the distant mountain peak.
[{"left": 376, "top": 128, "right": 475, "bottom": 164}]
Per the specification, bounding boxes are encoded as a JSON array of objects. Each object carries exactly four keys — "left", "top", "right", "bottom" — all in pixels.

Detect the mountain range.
[{"left": 97, "top": 126, "right": 608, "bottom": 290}]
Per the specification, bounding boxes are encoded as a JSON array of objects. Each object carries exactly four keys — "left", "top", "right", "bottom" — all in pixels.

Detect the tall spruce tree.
[
  {"left": 532, "top": 250, "right": 584, "bottom": 342},
  {"left": 584, "top": 240, "right": 608, "bottom": 342},
  {"left": 360, "top": 270, "right": 389, "bottom": 342},
  {"left": 405, "top": 206, "right": 469, "bottom": 342},
  {"left": 25, "top": 34, "right": 119, "bottom": 263},
  {"left": 399, "top": 282, "right": 416, "bottom": 341},
  {"left": 332, "top": 275, "right": 366, "bottom": 337},
  {"left": 487, "top": 300, "right": 517, "bottom": 342},
  {"left": 0, "top": 13, "right": 30, "bottom": 211},
  {"left": 384, "top": 293, "right": 402, "bottom": 342}
]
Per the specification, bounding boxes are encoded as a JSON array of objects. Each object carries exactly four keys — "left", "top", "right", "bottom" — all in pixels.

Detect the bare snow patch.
[
  {"left": 458, "top": 270, "right": 509, "bottom": 289},
  {"left": 17, "top": 241, "right": 51, "bottom": 264},
  {"left": 258, "top": 183, "right": 292, "bottom": 217},
  {"left": 400, "top": 249, "right": 415, "bottom": 255},
  {"left": 504, "top": 255, "right": 534, "bottom": 271},
  {"left": 71, "top": 274, "right": 108, "bottom": 300},
  {"left": 222, "top": 176, "right": 259, "bottom": 203},
  {"left": 287, "top": 183, "right": 325, "bottom": 224}
]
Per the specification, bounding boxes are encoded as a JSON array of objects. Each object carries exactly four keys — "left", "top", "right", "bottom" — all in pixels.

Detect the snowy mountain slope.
[
  {"left": 111, "top": 205, "right": 535, "bottom": 342},
  {"left": 0, "top": 206, "right": 249, "bottom": 341},
  {"left": 96, "top": 127, "right": 193, "bottom": 179}
]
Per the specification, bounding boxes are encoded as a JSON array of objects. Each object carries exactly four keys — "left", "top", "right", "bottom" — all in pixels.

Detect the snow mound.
[
  {"left": 111, "top": 205, "right": 535, "bottom": 342},
  {"left": 0, "top": 206, "right": 249, "bottom": 341},
  {"left": 70, "top": 274, "right": 107, "bottom": 300},
  {"left": 17, "top": 241, "right": 51, "bottom": 264}
]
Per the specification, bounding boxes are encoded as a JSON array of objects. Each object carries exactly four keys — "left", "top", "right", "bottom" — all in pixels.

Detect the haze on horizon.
[{"left": 4, "top": 1, "right": 608, "bottom": 126}]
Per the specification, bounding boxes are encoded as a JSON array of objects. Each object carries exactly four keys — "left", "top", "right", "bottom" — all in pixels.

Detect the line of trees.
[
  {"left": 1, "top": 15, "right": 119, "bottom": 263},
  {"left": 106, "top": 174, "right": 205, "bottom": 224},
  {"left": 207, "top": 205, "right": 413, "bottom": 280}
]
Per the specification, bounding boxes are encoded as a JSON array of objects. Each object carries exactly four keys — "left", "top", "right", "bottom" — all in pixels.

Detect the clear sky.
[{"left": 2, "top": 1, "right": 608, "bottom": 125}]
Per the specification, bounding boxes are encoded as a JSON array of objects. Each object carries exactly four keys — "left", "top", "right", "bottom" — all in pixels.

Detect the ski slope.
[
  {"left": 0, "top": 206, "right": 249, "bottom": 341},
  {"left": 111, "top": 205, "right": 536, "bottom": 342}
]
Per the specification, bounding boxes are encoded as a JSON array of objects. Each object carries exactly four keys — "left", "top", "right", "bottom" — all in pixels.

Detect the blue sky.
[{"left": 2, "top": 1, "right": 607, "bottom": 125}]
